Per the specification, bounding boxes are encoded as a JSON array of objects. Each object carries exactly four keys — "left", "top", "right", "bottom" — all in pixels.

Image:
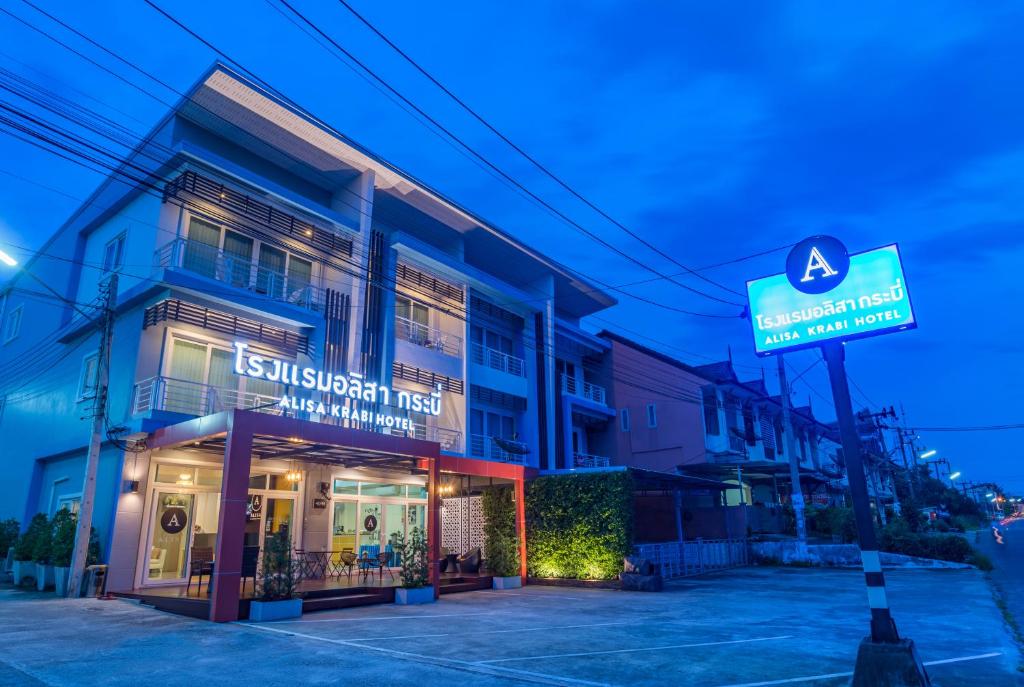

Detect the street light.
[
  {"left": 919, "top": 449, "right": 937, "bottom": 460},
  {"left": 986, "top": 493, "right": 995, "bottom": 498},
  {"left": 0, "top": 248, "right": 16, "bottom": 267},
  {"left": 949, "top": 471, "right": 961, "bottom": 480}
]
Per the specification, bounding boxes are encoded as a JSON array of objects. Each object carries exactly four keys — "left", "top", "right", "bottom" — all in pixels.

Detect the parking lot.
[{"left": 1, "top": 567, "right": 1020, "bottom": 686}]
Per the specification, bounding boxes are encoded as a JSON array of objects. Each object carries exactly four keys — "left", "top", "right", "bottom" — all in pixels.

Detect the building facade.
[{"left": 0, "top": 65, "right": 615, "bottom": 619}]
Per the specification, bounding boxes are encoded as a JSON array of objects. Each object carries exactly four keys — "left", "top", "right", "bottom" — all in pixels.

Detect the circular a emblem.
[
  {"left": 786, "top": 235, "right": 850, "bottom": 294},
  {"left": 363, "top": 514, "right": 378, "bottom": 532},
  {"left": 160, "top": 507, "right": 188, "bottom": 535}
]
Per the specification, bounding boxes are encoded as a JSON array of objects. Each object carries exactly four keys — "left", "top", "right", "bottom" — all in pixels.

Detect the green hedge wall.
[{"left": 526, "top": 471, "right": 633, "bottom": 580}]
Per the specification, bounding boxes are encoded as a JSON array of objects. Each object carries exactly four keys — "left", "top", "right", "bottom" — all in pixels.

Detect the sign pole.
[{"left": 822, "top": 341, "right": 929, "bottom": 685}]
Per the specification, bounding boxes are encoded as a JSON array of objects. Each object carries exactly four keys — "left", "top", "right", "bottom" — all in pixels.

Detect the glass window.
[
  {"left": 266, "top": 474, "right": 300, "bottom": 491},
  {"left": 702, "top": 387, "right": 720, "bottom": 436},
  {"left": 408, "top": 484, "right": 428, "bottom": 500},
  {"left": 332, "top": 479, "right": 358, "bottom": 495},
  {"left": 222, "top": 230, "right": 253, "bottom": 287},
  {"left": 360, "top": 482, "right": 406, "bottom": 498},
  {"left": 4, "top": 305, "right": 22, "bottom": 343},
  {"left": 620, "top": 408, "right": 631, "bottom": 432},
  {"left": 102, "top": 233, "right": 125, "bottom": 273},
  {"left": 288, "top": 256, "right": 312, "bottom": 287},
  {"left": 647, "top": 403, "right": 658, "bottom": 428},
  {"left": 248, "top": 474, "right": 267, "bottom": 490},
  {"left": 208, "top": 348, "right": 237, "bottom": 392},
  {"left": 195, "top": 467, "right": 222, "bottom": 488},
  {"left": 257, "top": 244, "right": 287, "bottom": 298},
  {"left": 155, "top": 464, "right": 195, "bottom": 485},
  {"left": 332, "top": 501, "right": 357, "bottom": 553},
  {"left": 148, "top": 492, "right": 194, "bottom": 581},
  {"left": 184, "top": 217, "right": 221, "bottom": 278}
]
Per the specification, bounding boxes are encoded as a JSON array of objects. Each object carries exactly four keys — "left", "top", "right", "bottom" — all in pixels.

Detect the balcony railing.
[
  {"left": 155, "top": 238, "right": 324, "bottom": 311},
  {"left": 561, "top": 375, "right": 607, "bottom": 405},
  {"left": 469, "top": 434, "right": 527, "bottom": 463},
  {"left": 132, "top": 376, "right": 282, "bottom": 416},
  {"left": 573, "top": 452, "right": 610, "bottom": 468},
  {"left": 470, "top": 342, "right": 525, "bottom": 377},
  {"left": 394, "top": 316, "right": 462, "bottom": 357},
  {"left": 407, "top": 424, "right": 463, "bottom": 453}
]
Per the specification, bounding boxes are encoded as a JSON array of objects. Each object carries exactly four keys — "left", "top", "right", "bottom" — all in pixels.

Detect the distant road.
[{"left": 976, "top": 518, "right": 1024, "bottom": 627}]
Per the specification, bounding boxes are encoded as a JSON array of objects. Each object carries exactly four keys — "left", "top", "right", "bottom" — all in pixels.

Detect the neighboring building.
[{"left": 0, "top": 65, "right": 617, "bottom": 619}]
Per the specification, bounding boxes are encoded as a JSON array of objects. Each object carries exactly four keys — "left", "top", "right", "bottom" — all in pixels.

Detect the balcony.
[
  {"left": 470, "top": 342, "right": 525, "bottom": 377},
  {"left": 395, "top": 316, "right": 462, "bottom": 358},
  {"left": 407, "top": 424, "right": 463, "bottom": 453},
  {"left": 469, "top": 434, "right": 528, "bottom": 463},
  {"left": 561, "top": 375, "right": 607, "bottom": 405},
  {"left": 155, "top": 238, "right": 324, "bottom": 311},
  {"left": 573, "top": 452, "right": 610, "bottom": 468},
  {"left": 132, "top": 376, "right": 281, "bottom": 416}
]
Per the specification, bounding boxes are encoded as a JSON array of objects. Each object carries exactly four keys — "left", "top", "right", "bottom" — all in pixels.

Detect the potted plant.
[
  {"left": 12, "top": 516, "right": 38, "bottom": 586},
  {"left": 32, "top": 513, "right": 54, "bottom": 591},
  {"left": 50, "top": 510, "right": 77, "bottom": 596},
  {"left": 393, "top": 527, "right": 434, "bottom": 604},
  {"left": 250, "top": 526, "right": 302, "bottom": 621},
  {"left": 482, "top": 487, "right": 521, "bottom": 589}
]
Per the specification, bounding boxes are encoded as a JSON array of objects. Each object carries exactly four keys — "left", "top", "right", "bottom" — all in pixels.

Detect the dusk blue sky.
[{"left": 1, "top": 2, "right": 1022, "bottom": 492}]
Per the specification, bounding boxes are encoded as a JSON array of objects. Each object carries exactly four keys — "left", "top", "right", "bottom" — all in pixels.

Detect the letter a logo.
[{"left": 800, "top": 246, "right": 839, "bottom": 283}]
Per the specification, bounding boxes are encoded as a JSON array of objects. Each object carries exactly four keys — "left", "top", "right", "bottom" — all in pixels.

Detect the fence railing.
[
  {"left": 634, "top": 539, "right": 749, "bottom": 579},
  {"left": 469, "top": 434, "right": 527, "bottom": 463},
  {"left": 470, "top": 342, "right": 525, "bottom": 377},
  {"left": 156, "top": 238, "right": 324, "bottom": 311},
  {"left": 394, "top": 315, "right": 462, "bottom": 357},
  {"left": 561, "top": 375, "right": 607, "bottom": 405},
  {"left": 408, "top": 424, "right": 463, "bottom": 453},
  {"left": 132, "top": 376, "right": 282, "bottom": 416},
  {"left": 573, "top": 452, "right": 610, "bottom": 468}
]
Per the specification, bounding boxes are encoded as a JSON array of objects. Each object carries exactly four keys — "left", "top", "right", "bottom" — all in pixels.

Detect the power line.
[{"left": 329, "top": 0, "right": 745, "bottom": 300}]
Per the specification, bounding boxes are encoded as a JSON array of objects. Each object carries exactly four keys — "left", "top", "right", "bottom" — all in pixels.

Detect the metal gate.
[{"left": 634, "top": 538, "right": 749, "bottom": 579}]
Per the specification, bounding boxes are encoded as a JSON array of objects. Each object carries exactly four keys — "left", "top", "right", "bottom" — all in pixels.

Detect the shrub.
[
  {"left": 0, "top": 518, "right": 19, "bottom": 556},
  {"left": 880, "top": 518, "right": 975, "bottom": 564},
  {"left": 481, "top": 487, "right": 520, "bottom": 578},
  {"left": 50, "top": 510, "right": 77, "bottom": 568},
  {"left": 257, "top": 526, "right": 299, "bottom": 601},
  {"left": 24, "top": 513, "right": 53, "bottom": 564},
  {"left": 526, "top": 472, "right": 633, "bottom": 580},
  {"left": 812, "top": 506, "right": 857, "bottom": 543},
  {"left": 393, "top": 526, "right": 430, "bottom": 588}
]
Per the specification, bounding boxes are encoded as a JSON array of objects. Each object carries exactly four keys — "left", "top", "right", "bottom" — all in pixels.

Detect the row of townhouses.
[{"left": 0, "top": 65, "right": 895, "bottom": 620}]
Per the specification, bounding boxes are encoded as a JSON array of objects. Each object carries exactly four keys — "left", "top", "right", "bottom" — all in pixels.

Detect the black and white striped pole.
[{"left": 822, "top": 341, "right": 930, "bottom": 685}]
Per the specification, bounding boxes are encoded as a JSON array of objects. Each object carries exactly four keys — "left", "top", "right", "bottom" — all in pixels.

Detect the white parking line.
[
  {"left": 713, "top": 652, "right": 1004, "bottom": 687},
  {"left": 238, "top": 621, "right": 611, "bottom": 686},
  {"left": 267, "top": 612, "right": 501, "bottom": 623},
  {"left": 476, "top": 635, "right": 794, "bottom": 664},
  {"left": 347, "top": 621, "right": 632, "bottom": 642}
]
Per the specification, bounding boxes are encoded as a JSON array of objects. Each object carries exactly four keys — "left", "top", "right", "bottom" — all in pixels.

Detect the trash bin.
[{"left": 80, "top": 564, "right": 108, "bottom": 598}]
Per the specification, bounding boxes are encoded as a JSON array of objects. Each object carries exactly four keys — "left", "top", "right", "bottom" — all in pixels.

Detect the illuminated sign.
[
  {"left": 746, "top": 240, "right": 916, "bottom": 356},
  {"left": 232, "top": 342, "right": 441, "bottom": 429}
]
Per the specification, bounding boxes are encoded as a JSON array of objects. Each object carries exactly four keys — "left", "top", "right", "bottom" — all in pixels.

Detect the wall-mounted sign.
[
  {"left": 247, "top": 494, "right": 263, "bottom": 521},
  {"left": 746, "top": 240, "right": 916, "bottom": 356},
  {"left": 363, "top": 514, "right": 378, "bottom": 532},
  {"left": 160, "top": 507, "right": 188, "bottom": 534},
  {"left": 312, "top": 498, "right": 328, "bottom": 510},
  {"left": 232, "top": 342, "right": 442, "bottom": 430}
]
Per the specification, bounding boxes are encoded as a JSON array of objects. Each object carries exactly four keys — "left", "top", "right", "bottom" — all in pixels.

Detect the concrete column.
[
  {"left": 105, "top": 449, "right": 152, "bottom": 592},
  {"left": 515, "top": 476, "right": 527, "bottom": 579},
  {"left": 210, "top": 415, "right": 253, "bottom": 622},
  {"left": 428, "top": 457, "right": 441, "bottom": 599}
]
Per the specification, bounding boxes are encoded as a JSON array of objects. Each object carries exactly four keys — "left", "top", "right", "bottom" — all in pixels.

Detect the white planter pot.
[
  {"left": 53, "top": 567, "right": 70, "bottom": 597},
  {"left": 492, "top": 575, "right": 522, "bottom": 590},
  {"left": 35, "top": 565, "right": 54, "bottom": 591},
  {"left": 395, "top": 586, "right": 435, "bottom": 605},
  {"left": 248, "top": 598, "right": 303, "bottom": 622},
  {"left": 12, "top": 560, "right": 35, "bottom": 586}
]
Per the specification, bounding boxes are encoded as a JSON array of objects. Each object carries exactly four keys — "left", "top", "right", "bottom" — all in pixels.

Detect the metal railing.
[
  {"left": 634, "top": 539, "right": 749, "bottom": 579},
  {"left": 469, "top": 434, "right": 527, "bottom": 463},
  {"left": 561, "top": 375, "right": 607, "bottom": 405},
  {"left": 155, "top": 238, "right": 324, "bottom": 311},
  {"left": 470, "top": 342, "right": 525, "bottom": 377},
  {"left": 408, "top": 424, "right": 463, "bottom": 453},
  {"left": 573, "top": 452, "right": 610, "bottom": 468},
  {"left": 132, "top": 376, "right": 282, "bottom": 416},
  {"left": 394, "top": 315, "right": 462, "bottom": 357}
]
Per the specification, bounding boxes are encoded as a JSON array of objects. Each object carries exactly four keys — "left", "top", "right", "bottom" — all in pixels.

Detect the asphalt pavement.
[{"left": 977, "top": 518, "right": 1024, "bottom": 642}]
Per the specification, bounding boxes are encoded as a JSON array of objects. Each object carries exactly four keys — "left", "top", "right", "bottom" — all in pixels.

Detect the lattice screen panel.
[{"left": 440, "top": 496, "right": 486, "bottom": 554}]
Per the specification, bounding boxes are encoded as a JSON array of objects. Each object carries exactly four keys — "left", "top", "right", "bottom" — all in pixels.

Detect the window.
[
  {"left": 702, "top": 387, "right": 720, "bottom": 435},
  {"left": 620, "top": 407, "right": 631, "bottom": 432},
  {"left": 102, "top": 232, "right": 126, "bottom": 273},
  {"left": 78, "top": 353, "right": 100, "bottom": 399},
  {"left": 471, "top": 325, "right": 513, "bottom": 354},
  {"left": 3, "top": 304, "right": 21, "bottom": 343},
  {"left": 646, "top": 403, "right": 657, "bottom": 428}
]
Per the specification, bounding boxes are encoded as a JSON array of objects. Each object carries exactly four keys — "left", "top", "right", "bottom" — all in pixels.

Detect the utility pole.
[
  {"left": 68, "top": 274, "right": 117, "bottom": 598},
  {"left": 777, "top": 354, "right": 807, "bottom": 548}
]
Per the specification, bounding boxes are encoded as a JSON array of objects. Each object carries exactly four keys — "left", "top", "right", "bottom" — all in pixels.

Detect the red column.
[
  {"left": 210, "top": 413, "right": 253, "bottom": 622},
  {"left": 428, "top": 457, "right": 441, "bottom": 599},
  {"left": 515, "top": 476, "right": 527, "bottom": 580}
]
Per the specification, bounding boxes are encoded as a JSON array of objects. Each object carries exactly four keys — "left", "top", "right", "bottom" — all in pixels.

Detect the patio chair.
[
  {"left": 240, "top": 546, "right": 259, "bottom": 596},
  {"left": 186, "top": 547, "right": 214, "bottom": 595},
  {"left": 148, "top": 547, "right": 166, "bottom": 576},
  {"left": 375, "top": 551, "right": 395, "bottom": 583},
  {"left": 338, "top": 550, "right": 358, "bottom": 580},
  {"left": 457, "top": 547, "right": 481, "bottom": 574}
]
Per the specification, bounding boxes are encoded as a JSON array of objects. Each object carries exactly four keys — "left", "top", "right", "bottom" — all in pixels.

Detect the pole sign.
[{"left": 746, "top": 237, "right": 916, "bottom": 356}]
